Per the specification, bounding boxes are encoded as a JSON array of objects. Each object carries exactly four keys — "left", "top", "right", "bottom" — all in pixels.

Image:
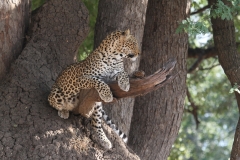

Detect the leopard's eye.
[{"left": 128, "top": 54, "right": 134, "bottom": 58}]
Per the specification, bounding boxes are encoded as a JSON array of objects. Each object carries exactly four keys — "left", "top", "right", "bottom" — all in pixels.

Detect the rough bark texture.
[
  {"left": 128, "top": 0, "right": 189, "bottom": 159},
  {"left": 0, "top": 0, "right": 140, "bottom": 159},
  {"left": 0, "top": 0, "right": 30, "bottom": 79},
  {"left": 94, "top": 0, "right": 148, "bottom": 137},
  {"left": 208, "top": 0, "right": 240, "bottom": 159}
]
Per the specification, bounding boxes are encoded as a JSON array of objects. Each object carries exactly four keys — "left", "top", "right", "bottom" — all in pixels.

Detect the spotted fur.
[{"left": 48, "top": 29, "right": 139, "bottom": 149}]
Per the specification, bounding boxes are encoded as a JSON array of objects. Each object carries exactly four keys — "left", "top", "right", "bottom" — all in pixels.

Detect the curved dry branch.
[
  {"left": 110, "top": 60, "right": 177, "bottom": 98},
  {"left": 73, "top": 60, "right": 177, "bottom": 117}
]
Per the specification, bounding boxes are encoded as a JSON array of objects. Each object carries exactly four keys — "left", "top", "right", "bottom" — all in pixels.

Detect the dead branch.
[
  {"left": 110, "top": 60, "right": 177, "bottom": 98},
  {"left": 187, "top": 47, "right": 218, "bottom": 73},
  {"left": 190, "top": 5, "right": 210, "bottom": 15},
  {"left": 73, "top": 60, "right": 177, "bottom": 117},
  {"left": 199, "top": 63, "right": 220, "bottom": 70},
  {"left": 188, "top": 56, "right": 204, "bottom": 73},
  {"left": 186, "top": 88, "right": 200, "bottom": 129},
  {"left": 188, "top": 43, "right": 240, "bottom": 60},
  {"left": 188, "top": 47, "right": 218, "bottom": 59}
]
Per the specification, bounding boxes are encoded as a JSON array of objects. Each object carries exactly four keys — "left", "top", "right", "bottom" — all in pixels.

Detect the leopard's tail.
[{"left": 101, "top": 110, "right": 128, "bottom": 143}]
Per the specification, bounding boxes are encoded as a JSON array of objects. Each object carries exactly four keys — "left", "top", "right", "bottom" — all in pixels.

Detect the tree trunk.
[
  {"left": 0, "top": 0, "right": 144, "bottom": 159},
  {"left": 208, "top": 0, "right": 240, "bottom": 159},
  {"left": 0, "top": 0, "right": 89, "bottom": 158},
  {"left": 128, "top": 0, "right": 189, "bottom": 159},
  {"left": 0, "top": 0, "right": 30, "bottom": 79},
  {"left": 94, "top": 0, "right": 148, "bottom": 137}
]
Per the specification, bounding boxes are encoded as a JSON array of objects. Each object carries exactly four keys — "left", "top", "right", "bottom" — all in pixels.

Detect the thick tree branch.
[
  {"left": 188, "top": 42, "right": 240, "bottom": 60},
  {"left": 188, "top": 47, "right": 218, "bottom": 59},
  {"left": 187, "top": 47, "right": 218, "bottom": 73},
  {"left": 73, "top": 60, "right": 177, "bottom": 117},
  {"left": 208, "top": 0, "right": 240, "bottom": 158}
]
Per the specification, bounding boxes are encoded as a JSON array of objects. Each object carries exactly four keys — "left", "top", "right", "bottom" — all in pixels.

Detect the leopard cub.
[{"left": 48, "top": 29, "right": 140, "bottom": 149}]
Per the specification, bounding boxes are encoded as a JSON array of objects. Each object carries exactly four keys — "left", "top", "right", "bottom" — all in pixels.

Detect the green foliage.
[
  {"left": 169, "top": 59, "right": 238, "bottom": 160},
  {"left": 176, "top": 18, "right": 209, "bottom": 37},
  {"left": 31, "top": 0, "right": 45, "bottom": 10},
  {"left": 169, "top": 107, "right": 237, "bottom": 160},
  {"left": 210, "top": 0, "right": 233, "bottom": 20},
  {"left": 78, "top": 0, "right": 99, "bottom": 61},
  {"left": 231, "top": 0, "right": 240, "bottom": 14},
  {"left": 229, "top": 83, "right": 240, "bottom": 94},
  {"left": 177, "top": 0, "right": 240, "bottom": 38}
]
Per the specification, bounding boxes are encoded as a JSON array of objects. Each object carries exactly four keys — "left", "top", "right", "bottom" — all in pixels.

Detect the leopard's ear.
[
  {"left": 125, "top": 29, "right": 130, "bottom": 36},
  {"left": 122, "top": 29, "right": 131, "bottom": 39}
]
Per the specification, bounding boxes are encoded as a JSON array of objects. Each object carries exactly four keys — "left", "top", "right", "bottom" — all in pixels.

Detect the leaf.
[
  {"left": 229, "top": 83, "right": 240, "bottom": 94},
  {"left": 211, "top": 0, "right": 233, "bottom": 20},
  {"left": 176, "top": 18, "right": 209, "bottom": 37}
]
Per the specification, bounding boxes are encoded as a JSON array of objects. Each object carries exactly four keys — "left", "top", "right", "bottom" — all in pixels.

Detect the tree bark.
[
  {"left": 0, "top": 0, "right": 89, "bottom": 158},
  {"left": 94, "top": 0, "right": 148, "bottom": 137},
  {"left": 0, "top": 0, "right": 147, "bottom": 159},
  {"left": 208, "top": 0, "right": 240, "bottom": 159},
  {"left": 0, "top": 0, "right": 30, "bottom": 79},
  {"left": 128, "top": 0, "right": 189, "bottom": 159}
]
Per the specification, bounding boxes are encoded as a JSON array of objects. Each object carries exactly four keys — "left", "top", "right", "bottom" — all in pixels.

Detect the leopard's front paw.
[
  {"left": 118, "top": 73, "right": 130, "bottom": 92},
  {"left": 118, "top": 81, "right": 130, "bottom": 92},
  {"left": 58, "top": 110, "right": 69, "bottom": 119},
  {"left": 99, "top": 92, "right": 113, "bottom": 103}
]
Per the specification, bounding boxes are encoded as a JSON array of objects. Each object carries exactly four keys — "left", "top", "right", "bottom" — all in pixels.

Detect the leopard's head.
[
  {"left": 120, "top": 29, "right": 140, "bottom": 61},
  {"left": 102, "top": 30, "right": 140, "bottom": 61}
]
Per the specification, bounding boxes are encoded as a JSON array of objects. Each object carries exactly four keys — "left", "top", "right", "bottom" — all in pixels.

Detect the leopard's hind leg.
[
  {"left": 91, "top": 102, "right": 112, "bottom": 149},
  {"left": 48, "top": 86, "right": 78, "bottom": 119}
]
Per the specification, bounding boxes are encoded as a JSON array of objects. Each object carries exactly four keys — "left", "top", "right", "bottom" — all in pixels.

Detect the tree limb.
[
  {"left": 73, "top": 60, "right": 177, "bottom": 117},
  {"left": 188, "top": 42, "right": 240, "bottom": 60},
  {"left": 187, "top": 47, "right": 218, "bottom": 73},
  {"left": 110, "top": 60, "right": 176, "bottom": 98},
  {"left": 199, "top": 63, "right": 220, "bottom": 70},
  {"left": 190, "top": 5, "right": 210, "bottom": 15},
  {"left": 186, "top": 88, "right": 200, "bottom": 129},
  {"left": 188, "top": 47, "right": 218, "bottom": 59},
  {"left": 209, "top": 0, "right": 240, "bottom": 158},
  {"left": 188, "top": 56, "right": 204, "bottom": 73}
]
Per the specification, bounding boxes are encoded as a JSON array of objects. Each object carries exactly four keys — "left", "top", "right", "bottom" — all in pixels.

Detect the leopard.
[{"left": 48, "top": 29, "right": 140, "bottom": 149}]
